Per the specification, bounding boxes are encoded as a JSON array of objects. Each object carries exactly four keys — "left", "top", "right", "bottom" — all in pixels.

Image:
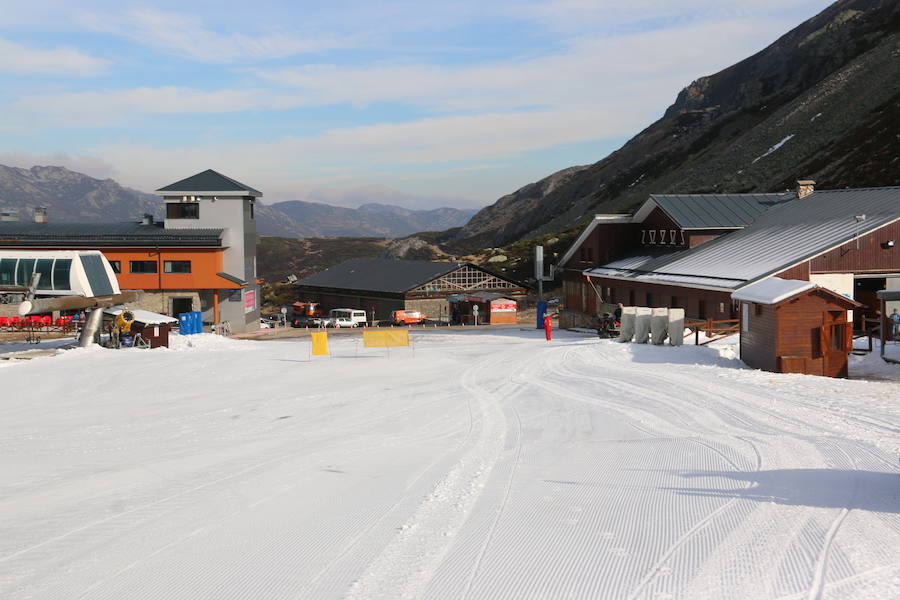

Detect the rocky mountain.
[
  {"left": 446, "top": 0, "right": 900, "bottom": 252},
  {"left": 0, "top": 165, "right": 476, "bottom": 238},
  {"left": 267, "top": 200, "right": 477, "bottom": 238}
]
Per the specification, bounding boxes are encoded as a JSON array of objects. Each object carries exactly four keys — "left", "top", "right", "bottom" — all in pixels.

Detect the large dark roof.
[
  {"left": 591, "top": 186, "right": 900, "bottom": 289},
  {"left": 648, "top": 193, "right": 795, "bottom": 229},
  {"left": 297, "top": 258, "right": 465, "bottom": 294},
  {"left": 0, "top": 221, "right": 223, "bottom": 247},
  {"left": 156, "top": 169, "right": 261, "bottom": 196}
]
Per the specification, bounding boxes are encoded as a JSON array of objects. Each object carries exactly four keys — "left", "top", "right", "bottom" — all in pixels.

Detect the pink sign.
[
  {"left": 491, "top": 303, "right": 517, "bottom": 312},
  {"left": 244, "top": 289, "right": 256, "bottom": 313}
]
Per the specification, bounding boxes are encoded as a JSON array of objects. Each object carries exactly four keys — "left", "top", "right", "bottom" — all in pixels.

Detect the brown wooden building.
[
  {"left": 733, "top": 278, "right": 860, "bottom": 377},
  {"left": 558, "top": 183, "right": 900, "bottom": 329}
]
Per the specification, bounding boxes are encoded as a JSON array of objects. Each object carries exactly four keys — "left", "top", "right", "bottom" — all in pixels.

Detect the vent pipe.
[
  {"left": 33, "top": 206, "right": 48, "bottom": 223},
  {"left": 1, "top": 210, "right": 19, "bottom": 222},
  {"left": 141, "top": 213, "right": 154, "bottom": 225},
  {"left": 796, "top": 180, "right": 816, "bottom": 199}
]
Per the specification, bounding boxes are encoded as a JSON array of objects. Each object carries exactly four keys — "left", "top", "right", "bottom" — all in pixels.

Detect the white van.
[{"left": 328, "top": 308, "right": 367, "bottom": 327}]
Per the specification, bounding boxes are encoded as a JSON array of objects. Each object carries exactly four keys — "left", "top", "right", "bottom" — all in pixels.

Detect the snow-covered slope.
[{"left": 1, "top": 331, "right": 897, "bottom": 599}]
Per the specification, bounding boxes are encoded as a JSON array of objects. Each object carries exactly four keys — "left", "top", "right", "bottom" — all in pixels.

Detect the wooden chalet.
[
  {"left": 558, "top": 182, "right": 900, "bottom": 330},
  {"left": 732, "top": 278, "right": 861, "bottom": 377}
]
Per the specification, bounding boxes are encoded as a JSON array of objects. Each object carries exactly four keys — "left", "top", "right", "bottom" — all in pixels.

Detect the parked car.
[
  {"left": 328, "top": 308, "right": 368, "bottom": 327},
  {"left": 259, "top": 319, "right": 275, "bottom": 329},
  {"left": 292, "top": 316, "right": 324, "bottom": 328},
  {"left": 326, "top": 316, "right": 357, "bottom": 328}
]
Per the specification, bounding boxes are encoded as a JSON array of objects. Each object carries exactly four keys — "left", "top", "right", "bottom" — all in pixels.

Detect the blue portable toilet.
[
  {"left": 178, "top": 312, "right": 191, "bottom": 334},
  {"left": 536, "top": 300, "right": 547, "bottom": 329},
  {"left": 192, "top": 311, "right": 203, "bottom": 334}
]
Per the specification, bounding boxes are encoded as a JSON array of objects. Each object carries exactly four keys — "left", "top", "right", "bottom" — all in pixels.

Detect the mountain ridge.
[
  {"left": 445, "top": 0, "right": 900, "bottom": 253},
  {"left": 0, "top": 164, "right": 476, "bottom": 239}
]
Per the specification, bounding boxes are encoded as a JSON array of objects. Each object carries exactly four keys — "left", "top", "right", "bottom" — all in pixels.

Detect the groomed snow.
[{"left": 1, "top": 330, "right": 898, "bottom": 599}]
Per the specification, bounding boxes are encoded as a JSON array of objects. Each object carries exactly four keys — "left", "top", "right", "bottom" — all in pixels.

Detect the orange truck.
[
  {"left": 390, "top": 310, "right": 426, "bottom": 324},
  {"left": 292, "top": 301, "right": 325, "bottom": 318}
]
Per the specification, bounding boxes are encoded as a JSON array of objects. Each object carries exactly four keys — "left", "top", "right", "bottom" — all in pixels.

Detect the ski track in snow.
[{"left": 0, "top": 331, "right": 898, "bottom": 599}]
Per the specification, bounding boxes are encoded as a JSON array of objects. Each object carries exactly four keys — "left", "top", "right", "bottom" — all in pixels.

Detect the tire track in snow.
[
  {"left": 806, "top": 441, "right": 858, "bottom": 600},
  {"left": 344, "top": 345, "right": 519, "bottom": 599},
  {"left": 625, "top": 436, "right": 764, "bottom": 600}
]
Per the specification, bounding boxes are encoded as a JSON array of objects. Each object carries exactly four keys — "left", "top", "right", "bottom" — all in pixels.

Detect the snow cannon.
[{"left": 115, "top": 310, "right": 135, "bottom": 334}]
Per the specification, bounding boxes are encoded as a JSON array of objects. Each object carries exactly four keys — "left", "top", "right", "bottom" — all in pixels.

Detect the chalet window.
[
  {"left": 109, "top": 260, "right": 121, "bottom": 274},
  {"left": 671, "top": 296, "right": 680, "bottom": 308},
  {"left": 646, "top": 292, "right": 654, "bottom": 307},
  {"left": 164, "top": 260, "right": 191, "bottom": 274},
  {"left": 35, "top": 259, "right": 53, "bottom": 290},
  {"left": 718, "top": 302, "right": 726, "bottom": 314},
  {"left": 166, "top": 203, "right": 199, "bottom": 219},
  {"left": 741, "top": 303, "right": 749, "bottom": 332},
  {"left": 130, "top": 260, "right": 157, "bottom": 274},
  {"left": 754, "top": 304, "right": 763, "bottom": 317}
]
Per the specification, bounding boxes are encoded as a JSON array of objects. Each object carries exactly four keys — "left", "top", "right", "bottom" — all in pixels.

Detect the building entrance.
[{"left": 171, "top": 297, "right": 193, "bottom": 316}]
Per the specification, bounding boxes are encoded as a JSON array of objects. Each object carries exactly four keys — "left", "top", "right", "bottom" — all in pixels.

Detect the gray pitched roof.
[
  {"left": 0, "top": 222, "right": 223, "bottom": 247},
  {"left": 589, "top": 187, "right": 900, "bottom": 290},
  {"left": 649, "top": 193, "right": 795, "bottom": 229},
  {"left": 156, "top": 169, "right": 261, "bottom": 196},
  {"left": 297, "top": 258, "right": 466, "bottom": 294}
]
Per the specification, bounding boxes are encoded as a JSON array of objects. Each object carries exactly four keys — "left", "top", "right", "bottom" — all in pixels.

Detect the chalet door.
[{"left": 820, "top": 319, "right": 851, "bottom": 378}]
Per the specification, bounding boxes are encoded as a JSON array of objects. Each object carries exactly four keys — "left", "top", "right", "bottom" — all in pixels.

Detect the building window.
[
  {"left": 646, "top": 292, "right": 654, "bottom": 307},
  {"left": 130, "top": 260, "right": 158, "bottom": 274},
  {"left": 250, "top": 201, "right": 254, "bottom": 220},
  {"left": 109, "top": 260, "right": 121, "bottom": 274},
  {"left": 754, "top": 303, "right": 763, "bottom": 317},
  {"left": 671, "top": 296, "right": 680, "bottom": 308},
  {"left": 166, "top": 203, "right": 199, "bottom": 219},
  {"left": 629, "top": 290, "right": 635, "bottom": 305},
  {"left": 719, "top": 302, "right": 726, "bottom": 314},
  {"left": 164, "top": 260, "right": 191, "bottom": 274}
]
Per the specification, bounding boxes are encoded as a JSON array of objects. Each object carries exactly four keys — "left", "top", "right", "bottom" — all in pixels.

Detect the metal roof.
[
  {"left": 296, "top": 258, "right": 468, "bottom": 294},
  {"left": 590, "top": 187, "right": 900, "bottom": 290},
  {"left": 155, "top": 169, "right": 262, "bottom": 196},
  {"left": 0, "top": 222, "right": 224, "bottom": 247},
  {"left": 648, "top": 193, "right": 796, "bottom": 229}
]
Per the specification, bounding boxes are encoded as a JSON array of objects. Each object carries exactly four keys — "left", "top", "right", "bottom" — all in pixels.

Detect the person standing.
[
  {"left": 544, "top": 312, "right": 553, "bottom": 341},
  {"left": 891, "top": 308, "right": 900, "bottom": 339}
]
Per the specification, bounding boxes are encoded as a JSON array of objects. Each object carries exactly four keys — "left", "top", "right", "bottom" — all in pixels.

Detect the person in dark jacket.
[{"left": 613, "top": 303, "right": 623, "bottom": 322}]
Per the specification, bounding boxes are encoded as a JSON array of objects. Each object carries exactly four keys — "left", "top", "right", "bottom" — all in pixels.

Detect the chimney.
[
  {"left": 33, "top": 206, "right": 48, "bottom": 223},
  {"left": 0, "top": 210, "right": 19, "bottom": 222},
  {"left": 796, "top": 180, "right": 815, "bottom": 199},
  {"left": 141, "top": 213, "right": 154, "bottom": 225}
]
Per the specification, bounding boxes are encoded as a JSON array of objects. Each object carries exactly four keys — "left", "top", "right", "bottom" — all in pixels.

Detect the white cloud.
[
  {"left": 0, "top": 37, "right": 108, "bottom": 76},
  {"left": 88, "top": 8, "right": 356, "bottom": 63}
]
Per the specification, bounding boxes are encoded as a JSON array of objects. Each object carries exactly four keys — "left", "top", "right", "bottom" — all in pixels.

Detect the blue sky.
[{"left": 0, "top": 0, "right": 830, "bottom": 209}]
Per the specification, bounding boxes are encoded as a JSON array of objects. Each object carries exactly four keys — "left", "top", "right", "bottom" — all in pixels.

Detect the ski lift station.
[{"left": 0, "top": 169, "right": 261, "bottom": 333}]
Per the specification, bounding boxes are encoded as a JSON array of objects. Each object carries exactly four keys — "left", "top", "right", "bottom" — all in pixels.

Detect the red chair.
[
  {"left": 0, "top": 316, "right": 8, "bottom": 329},
  {"left": 9, "top": 316, "right": 19, "bottom": 328}
]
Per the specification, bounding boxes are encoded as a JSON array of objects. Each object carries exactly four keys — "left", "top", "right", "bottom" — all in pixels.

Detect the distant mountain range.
[
  {"left": 0, "top": 165, "right": 477, "bottom": 238},
  {"left": 444, "top": 0, "right": 900, "bottom": 252}
]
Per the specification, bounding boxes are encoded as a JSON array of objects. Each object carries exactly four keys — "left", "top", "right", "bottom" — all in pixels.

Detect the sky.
[{"left": 0, "top": 0, "right": 831, "bottom": 209}]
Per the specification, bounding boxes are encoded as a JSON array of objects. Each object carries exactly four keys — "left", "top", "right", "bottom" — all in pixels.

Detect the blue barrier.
[{"left": 536, "top": 301, "right": 547, "bottom": 329}]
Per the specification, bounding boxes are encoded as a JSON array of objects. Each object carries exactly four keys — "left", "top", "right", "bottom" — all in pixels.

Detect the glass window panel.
[
  {"left": 15, "top": 258, "right": 35, "bottom": 286},
  {"left": 0, "top": 259, "right": 16, "bottom": 286},
  {"left": 35, "top": 258, "right": 53, "bottom": 290},
  {"left": 53, "top": 259, "right": 71, "bottom": 290}
]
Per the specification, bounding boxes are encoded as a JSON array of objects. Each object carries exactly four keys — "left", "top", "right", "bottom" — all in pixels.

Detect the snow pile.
[
  {"left": 751, "top": 134, "right": 795, "bottom": 163},
  {"left": 166, "top": 332, "right": 254, "bottom": 351}
]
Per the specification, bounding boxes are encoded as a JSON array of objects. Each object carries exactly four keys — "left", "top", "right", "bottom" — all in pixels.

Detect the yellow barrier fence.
[
  {"left": 363, "top": 330, "right": 409, "bottom": 348},
  {"left": 310, "top": 331, "right": 330, "bottom": 356}
]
